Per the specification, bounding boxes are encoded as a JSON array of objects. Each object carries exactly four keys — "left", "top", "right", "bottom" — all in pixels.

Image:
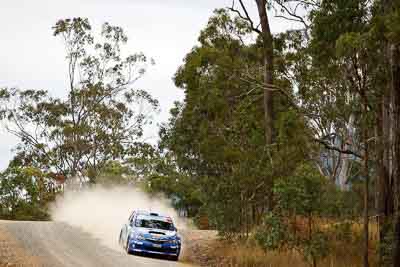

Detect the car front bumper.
[{"left": 128, "top": 240, "right": 180, "bottom": 256}]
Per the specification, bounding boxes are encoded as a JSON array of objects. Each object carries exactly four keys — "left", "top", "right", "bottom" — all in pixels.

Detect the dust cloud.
[{"left": 50, "top": 186, "right": 191, "bottom": 251}]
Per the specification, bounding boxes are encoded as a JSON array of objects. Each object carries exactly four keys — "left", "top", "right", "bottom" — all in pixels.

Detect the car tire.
[
  {"left": 118, "top": 230, "right": 123, "bottom": 246},
  {"left": 126, "top": 238, "right": 131, "bottom": 254},
  {"left": 170, "top": 255, "right": 179, "bottom": 261}
]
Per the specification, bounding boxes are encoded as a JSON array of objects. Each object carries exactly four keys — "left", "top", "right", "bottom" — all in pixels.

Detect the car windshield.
[{"left": 135, "top": 218, "right": 175, "bottom": 231}]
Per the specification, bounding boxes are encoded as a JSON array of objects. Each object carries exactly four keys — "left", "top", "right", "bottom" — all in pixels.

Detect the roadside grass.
[
  {"left": 190, "top": 220, "right": 379, "bottom": 267},
  {"left": 209, "top": 242, "right": 376, "bottom": 267}
]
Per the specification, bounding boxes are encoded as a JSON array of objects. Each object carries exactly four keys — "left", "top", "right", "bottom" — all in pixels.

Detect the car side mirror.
[{"left": 174, "top": 227, "right": 178, "bottom": 232}]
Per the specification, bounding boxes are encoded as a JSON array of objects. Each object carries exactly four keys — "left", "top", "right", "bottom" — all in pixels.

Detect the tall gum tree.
[{"left": 229, "top": 0, "right": 275, "bottom": 145}]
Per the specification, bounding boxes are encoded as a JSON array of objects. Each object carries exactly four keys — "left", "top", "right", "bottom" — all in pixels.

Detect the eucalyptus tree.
[{"left": 0, "top": 18, "right": 158, "bottom": 183}]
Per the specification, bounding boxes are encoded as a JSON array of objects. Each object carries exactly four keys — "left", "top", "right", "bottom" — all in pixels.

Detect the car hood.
[{"left": 134, "top": 227, "right": 179, "bottom": 240}]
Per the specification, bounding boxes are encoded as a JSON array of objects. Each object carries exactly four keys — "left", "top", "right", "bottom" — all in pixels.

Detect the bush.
[
  {"left": 255, "top": 213, "right": 288, "bottom": 250},
  {"left": 0, "top": 166, "right": 55, "bottom": 221},
  {"left": 256, "top": 164, "right": 335, "bottom": 267}
]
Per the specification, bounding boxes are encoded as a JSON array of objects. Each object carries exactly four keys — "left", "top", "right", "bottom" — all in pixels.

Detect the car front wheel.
[
  {"left": 169, "top": 255, "right": 179, "bottom": 261},
  {"left": 118, "top": 230, "right": 123, "bottom": 245},
  {"left": 126, "top": 238, "right": 130, "bottom": 254}
]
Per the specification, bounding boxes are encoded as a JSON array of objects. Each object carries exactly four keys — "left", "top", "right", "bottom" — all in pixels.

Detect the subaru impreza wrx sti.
[{"left": 119, "top": 210, "right": 181, "bottom": 261}]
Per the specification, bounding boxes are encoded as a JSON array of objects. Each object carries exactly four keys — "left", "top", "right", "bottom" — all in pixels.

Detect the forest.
[{"left": 1, "top": 0, "right": 400, "bottom": 266}]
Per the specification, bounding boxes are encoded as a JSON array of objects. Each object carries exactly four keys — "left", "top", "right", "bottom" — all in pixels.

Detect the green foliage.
[
  {"left": 144, "top": 151, "right": 203, "bottom": 218},
  {"left": 385, "top": 8, "right": 400, "bottom": 44},
  {"left": 273, "top": 164, "right": 328, "bottom": 217},
  {"left": 256, "top": 164, "right": 338, "bottom": 266},
  {"left": 0, "top": 164, "right": 55, "bottom": 220},
  {"left": 255, "top": 213, "right": 288, "bottom": 250}
]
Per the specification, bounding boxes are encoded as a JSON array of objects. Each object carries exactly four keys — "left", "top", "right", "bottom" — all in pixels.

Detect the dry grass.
[
  {"left": 212, "top": 246, "right": 349, "bottom": 267},
  {"left": 209, "top": 239, "right": 377, "bottom": 267},
  {"left": 190, "top": 221, "right": 379, "bottom": 267}
]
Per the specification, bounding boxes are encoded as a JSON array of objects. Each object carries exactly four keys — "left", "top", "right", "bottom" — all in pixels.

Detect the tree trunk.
[
  {"left": 255, "top": 0, "right": 274, "bottom": 145},
  {"left": 390, "top": 42, "right": 400, "bottom": 267},
  {"left": 378, "top": 1, "right": 400, "bottom": 264},
  {"left": 377, "top": 75, "right": 394, "bottom": 264},
  {"left": 338, "top": 113, "right": 356, "bottom": 190},
  {"left": 363, "top": 111, "right": 369, "bottom": 267}
]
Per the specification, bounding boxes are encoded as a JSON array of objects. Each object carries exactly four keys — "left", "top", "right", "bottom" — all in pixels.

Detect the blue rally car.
[{"left": 119, "top": 210, "right": 181, "bottom": 261}]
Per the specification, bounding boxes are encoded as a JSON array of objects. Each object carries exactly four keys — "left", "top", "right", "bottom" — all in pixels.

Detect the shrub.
[{"left": 256, "top": 164, "right": 335, "bottom": 267}]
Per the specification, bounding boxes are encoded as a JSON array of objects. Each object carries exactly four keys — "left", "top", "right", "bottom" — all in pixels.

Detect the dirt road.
[{"left": 0, "top": 220, "right": 194, "bottom": 267}]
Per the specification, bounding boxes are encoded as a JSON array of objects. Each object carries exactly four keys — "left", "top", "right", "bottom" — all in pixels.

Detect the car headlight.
[
  {"left": 136, "top": 233, "right": 145, "bottom": 240},
  {"left": 130, "top": 232, "right": 145, "bottom": 240},
  {"left": 171, "top": 237, "right": 181, "bottom": 245}
]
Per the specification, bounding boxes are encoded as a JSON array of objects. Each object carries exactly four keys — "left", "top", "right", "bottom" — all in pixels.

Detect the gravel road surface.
[{"left": 0, "top": 220, "right": 194, "bottom": 267}]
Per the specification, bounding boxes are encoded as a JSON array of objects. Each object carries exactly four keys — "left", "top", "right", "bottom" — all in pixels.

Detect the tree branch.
[
  {"left": 273, "top": 0, "right": 311, "bottom": 35},
  {"left": 314, "top": 138, "right": 362, "bottom": 158},
  {"left": 228, "top": 0, "right": 262, "bottom": 34}
]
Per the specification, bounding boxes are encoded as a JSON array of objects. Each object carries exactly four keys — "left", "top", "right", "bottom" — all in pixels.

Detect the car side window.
[{"left": 130, "top": 214, "right": 137, "bottom": 226}]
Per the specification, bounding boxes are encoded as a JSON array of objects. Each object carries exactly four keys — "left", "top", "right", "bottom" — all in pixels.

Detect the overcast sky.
[{"left": 0, "top": 0, "right": 298, "bottom": 169}]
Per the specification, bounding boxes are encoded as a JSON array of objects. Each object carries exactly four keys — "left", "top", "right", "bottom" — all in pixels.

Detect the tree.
[
  {"left": 157, "top": 9, "right": 311, "bottom": 236},
  {"left": 380, "top": 0, "right": 400, "bottom": 264},
  {"left": 0, "top": 18, "right": 158, "bottom": 184}
]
